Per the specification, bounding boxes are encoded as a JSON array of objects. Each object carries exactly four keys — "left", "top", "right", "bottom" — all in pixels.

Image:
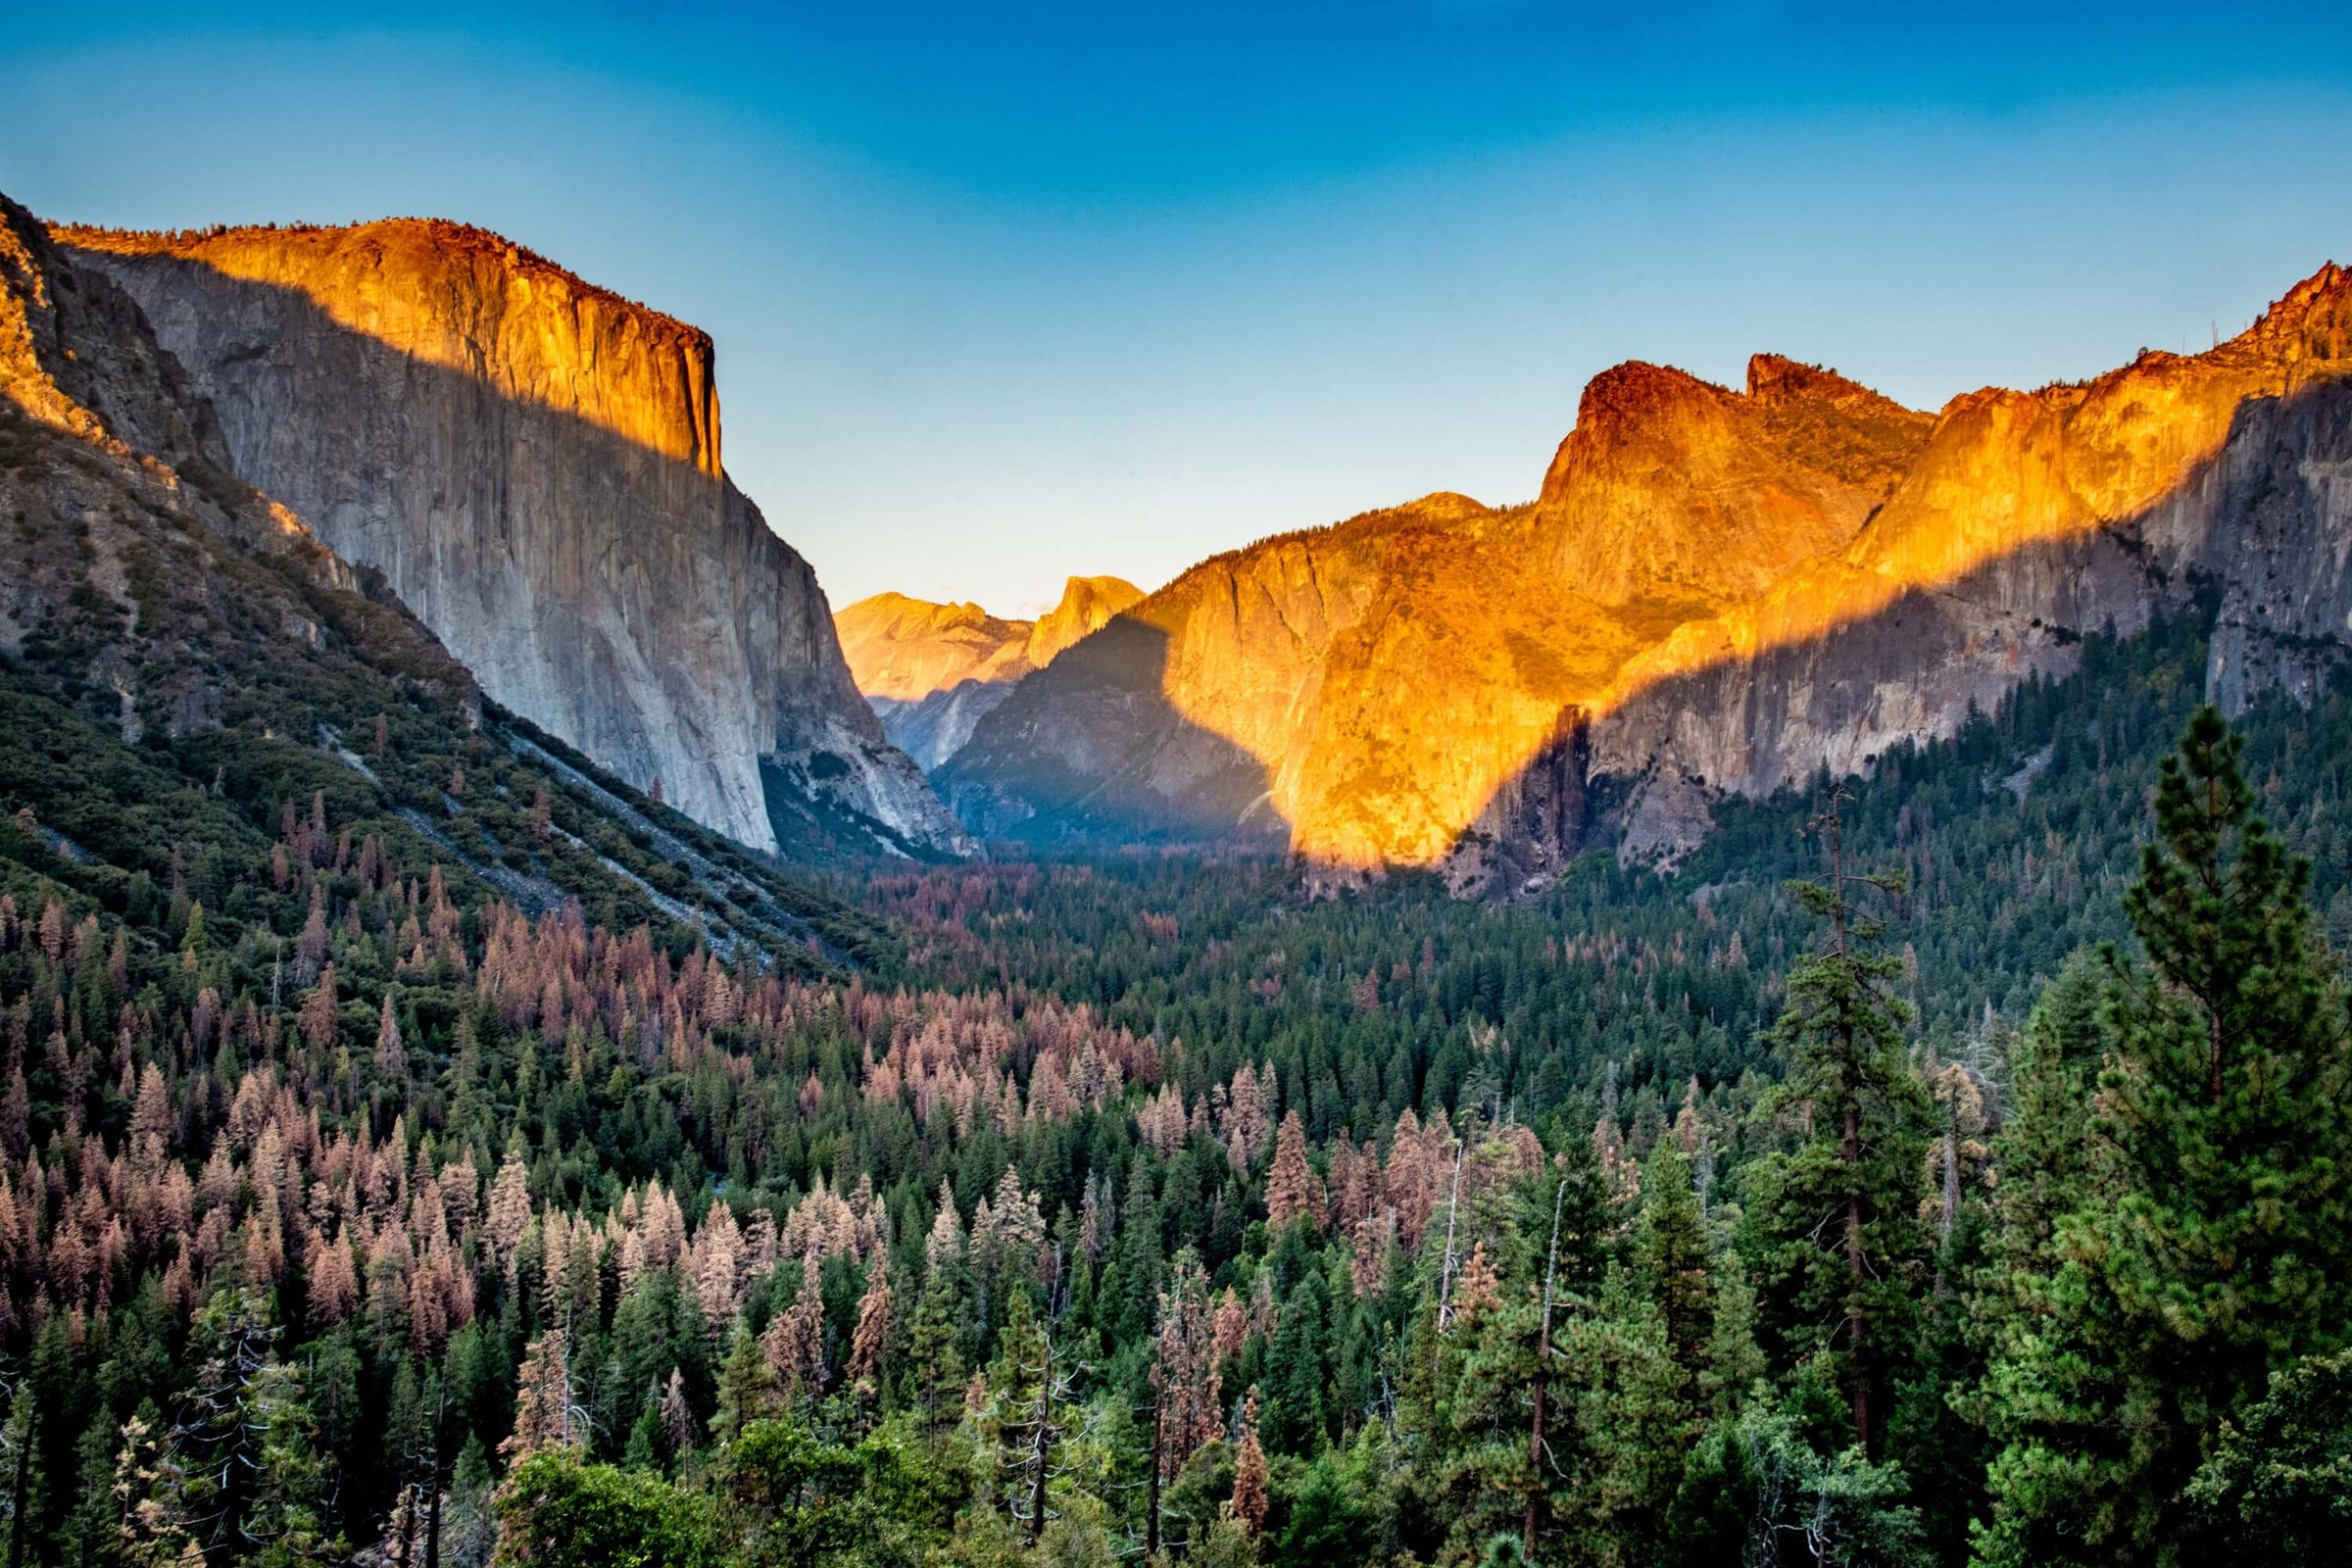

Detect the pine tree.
[
  {"left": 1982, "top": 954, "right": 2107, "bottom": 1285},
  {"left": 709, "top": 1323, "right": 775, "bottom": 1446},
  {"left": 760, "top": 1255, "right": 827, "bottom": 1404},
  {"left": 384, "top": 1359, "right": 429, "bottom": 1567},
  {"left": 1977, "top": 708, "right": 2352, "bottom": 1564},
  {"left": 0, "top": 1375, "right": 39, "bottom": 1568},
  {"left": 299, "top": 962, "right": 339, "bottom": 1052},
  {"left": 1229, "top": 1390, "right": 1269, "bottom": 1536},
  {"left": 504, "top": 1329, "right": 580, "bottom": 1461},
  {"left": 844, "top": 1260, "right": 893, "bottom": 1402},
  {"left": 120, "top": 1288, "right": 338, "bottom": 1563},
  {"left": 1264, "top": 1110, "right": 1326, "bottom": 1233},
  {"left": 1262, "top": 1270, "right": 1328, "bottom": 1454},
  {"left": 1154, "top": 1251, "right": 1224, "bottom": 1475},
  {"left": 1117, "top": 1158, "right": 1162, "bottom": 1347},
  {"left": 1634, "top": 1138, "right": 1714, "bottom": 1396},
  {"left": 1747, "top": 782, "right": 1933, "bottom": 1454},
  {"left": 990, "top": 1293, "right": 1080, "bottom": 1541},
  {"left": 375, "top": 991, "right": 407, "bottom": 1082},
  {"left": 658, "top": 1368, "right": 696, "bottom": 1464}
]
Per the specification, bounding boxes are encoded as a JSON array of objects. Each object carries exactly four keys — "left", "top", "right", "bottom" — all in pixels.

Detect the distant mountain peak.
[
  {"left": 1026, "top": 575, "right": 1147, "bottom": 668},
  {"left": 836, "top": 572, "right": 1146, "bottom": 770}
]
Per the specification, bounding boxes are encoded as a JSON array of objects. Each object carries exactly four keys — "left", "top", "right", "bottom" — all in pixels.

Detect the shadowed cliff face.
[
  {"left": 941, "top": 490, "right": 1646, "bottom": 868},
  {"left": 836, "top": 574, "right": 1144, "bottom": 768},
  {"left": 0, "top": 190, "right": 879, "bottom": 957},
  {"left": 55, "top": 220, "right": 970, "bottom": 861},
  {"left": 937, "top": 616, "right": 1280, "bottom": 846},
  {"left": 946, "top": 266, "right": 2352, "bottom": 893}
]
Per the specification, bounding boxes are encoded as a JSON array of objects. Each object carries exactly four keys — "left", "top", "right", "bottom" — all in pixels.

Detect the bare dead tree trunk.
[
  {"left": 1147, "top": 1383, "right": 1163, "bottom": 1560},
  {"left": 1437, "top": 1128, "right": 1469, "bottom": 1331},
  {"left": 1846, "top": 1096, "right": 1869, "bottom": 1454},
  {"left": 7, "top": 1390, "right": 35, "bottom": 1568},
  {"left": 1030, "top": 1332, "right": 1053, "bottom": 1543},
  {"left": 424, "top": 1374, "right": 445, "bottom": 1568},
  {"left": 1525, "top": 1174, "right": 1568, "bottom": 1561}
]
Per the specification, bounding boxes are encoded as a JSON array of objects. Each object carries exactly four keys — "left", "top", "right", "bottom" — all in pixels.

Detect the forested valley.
[{"left": 5, "top": 599, "right": 2352, "bottom": 1568}]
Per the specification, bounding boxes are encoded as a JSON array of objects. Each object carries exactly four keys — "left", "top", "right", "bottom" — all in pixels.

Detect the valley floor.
[{"left": 3, "top": 604, "right": 2351, "bottom": 1566}]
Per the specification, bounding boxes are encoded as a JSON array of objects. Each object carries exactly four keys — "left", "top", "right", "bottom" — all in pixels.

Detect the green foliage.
[
  {"left": 2184, "top": 1347, "right": 2352, "bottom": 1563},
  {"left": 710, "top": 1416, "right": 946, "bottom": 1568},
  {"left": 10, "top": 482, "right": 2352, "bottom": 1568},
  {"left": 1743, "top": 794, "right": 1934, "bottom": 1453},
  {"left": 1974, "top": 708, "right": 2352, "bottom": 1566},
  {"left": 1735, "top": 1404, "right": 1929, "bottom": 1568},
  {"left": 492, "top": 1449, "right": 715, "bottom": 1568},
  {"left": 1636, "top": 1141, "right": 1714, "bottom": 1392}
]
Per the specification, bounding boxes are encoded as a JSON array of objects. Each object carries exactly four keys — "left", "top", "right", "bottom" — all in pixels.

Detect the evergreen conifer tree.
[
  {"left": 1976, "top": 708, "right": 2352, "bottom": 1564},
  {"left": 1635, "top": 1140, "right": 1715, "bottom": 1398},
  {"left": 1747, "top": 783, "right": 1934, "bottom": 1455}
]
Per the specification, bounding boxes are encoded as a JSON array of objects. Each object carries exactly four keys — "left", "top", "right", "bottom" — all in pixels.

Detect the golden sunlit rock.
[
  {"left": 837, "top": 575, "right": 1144, "bottom": 767},
  {"left": 945, "top": 265, "right": 2352, "bottom": 891}
]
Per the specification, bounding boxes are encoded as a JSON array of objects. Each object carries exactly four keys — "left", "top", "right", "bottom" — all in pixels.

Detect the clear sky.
[{"left": 9, "top": 3, "right": 2352, "bottom": 616}]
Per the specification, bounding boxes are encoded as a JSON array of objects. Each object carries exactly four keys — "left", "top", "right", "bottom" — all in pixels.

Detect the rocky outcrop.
[
  {"left": 1530, "top": 355, "right": 1932, "bottom": 613},
  {"left": 1582, "top": 268, "right": 2352, "bottom": 863},
  {"left": 57, "top": 219, "right": 969, "bottom": 860},
  {"left": 836, "top": 575, "right": 1143, "bottom": 768},
  {"left": 937, "top": 492, "right": 1648, "bottom": 863},
  {"left": 942, "top": 267, "right": 2352, "bottom": 893}
]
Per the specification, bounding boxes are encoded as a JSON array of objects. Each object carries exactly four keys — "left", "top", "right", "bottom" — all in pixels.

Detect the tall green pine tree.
[
  {"left": 1747, "top": 782, "right": 1934, "bottom": 1455},
  {"left": 1976, "top": 708, "right": 2352, "bottom": 1565}
]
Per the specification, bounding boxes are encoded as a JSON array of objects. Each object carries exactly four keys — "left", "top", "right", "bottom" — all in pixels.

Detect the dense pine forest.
[{"left": 4, "top": 597, "right": 2352, "bottom": 1568}]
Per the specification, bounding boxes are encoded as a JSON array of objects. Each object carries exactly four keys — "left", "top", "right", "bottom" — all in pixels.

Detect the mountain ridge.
[
  {"left": 836, "top": 573, "right": 1144, "bottom": 768},
  {"left": 937, "top": 263, "right": 2352, "bottom": 892},
  {"left": 51, "top": 212, "right": 971, "bottom": 863}
]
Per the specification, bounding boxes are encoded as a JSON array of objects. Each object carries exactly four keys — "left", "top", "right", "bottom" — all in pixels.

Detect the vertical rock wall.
[{"left": 61, "top": 220, "right": 966, "bottom": 858}]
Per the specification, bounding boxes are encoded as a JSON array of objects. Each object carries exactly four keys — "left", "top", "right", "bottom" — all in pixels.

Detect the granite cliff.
[
  {"left": 0, "top": 189, "right": 879, "bottom": 956},
  {"left": 941, "top": 268, "right": 2352, "bottom": 892},
  {"left": 55, "top": 218, "right": 969, "bottom": 860},
  {"left": 835, "top": 574, "right": 1142, "bottom": 768}
]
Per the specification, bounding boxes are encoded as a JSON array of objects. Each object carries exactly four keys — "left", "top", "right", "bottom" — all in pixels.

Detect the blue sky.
[{"left": 9, "top": 3, "right": 2352, "bottom": 613}]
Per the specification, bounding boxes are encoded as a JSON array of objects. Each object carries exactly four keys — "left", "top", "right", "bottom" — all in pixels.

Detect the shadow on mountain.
[
  {"left": 48, "top": 231, "right": 952, "bottom": 863},
  {"left": 1458, "top": 370, "right": 2352, "bottom": 893},
  {"left": 935, "top": 615, "right": 1289, "bottom": 851},
  {"left": 935, "top": 339, "right": 2352, "bottom": 895}
]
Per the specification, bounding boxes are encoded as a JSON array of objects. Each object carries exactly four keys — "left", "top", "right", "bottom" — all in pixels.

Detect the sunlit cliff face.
[
  {"left": 1119, "top": 353, "right": 1939, "bottom": 868},
  {"left": 836, "top": 575, "right": 1145, "bottom": 705},
  {"left": 53, "top": 218, "right": 974, "bottom": 860},
  {"left": 53, "top": 212, "right": 2352, "bottom": 880},
  {"left": 61, "top": 220, "right": 724, "bottom": 477},
  {"left": 1099, "top": 265, "right": 2352, "bottom": 876},
  {"left": 837, "top": 594, "right": 1038, "bottom": 705},
  {"left": 1592, "top": 268, "right": 2352, "bottom": 721}
]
